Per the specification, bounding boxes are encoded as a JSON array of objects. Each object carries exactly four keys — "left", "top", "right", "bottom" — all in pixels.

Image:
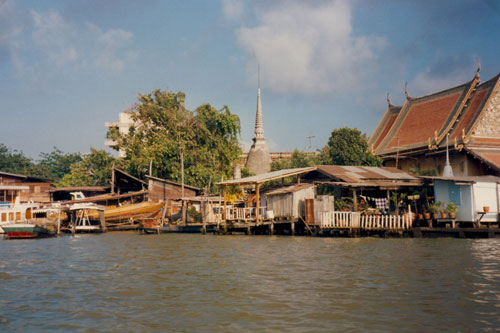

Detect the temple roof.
[
  {"left": 370, "top": 72, "right": 500, "bottom": 158},
  {"left": 466, "top": 147, "right": 500, "bottom": 173},
  {"left": 368, "top": 105, "right": 401, "bottom": 152}
]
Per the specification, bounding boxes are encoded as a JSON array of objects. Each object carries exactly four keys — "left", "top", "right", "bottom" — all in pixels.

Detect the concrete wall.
[{"left": 434, "top": 179, "right": 499, "bottom": 222}]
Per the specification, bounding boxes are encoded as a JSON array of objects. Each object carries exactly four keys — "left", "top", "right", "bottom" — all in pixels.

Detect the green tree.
[
  {"left": 271, "top": 149, "right": 320, "bottom": 171},
  {"left": 0, "top": 144, "right": 34, "bottom": 175},
  {"left": 58, "top": 148, "right": 117, "bottom": 186},
  {"left": 109, "top": 89, "right": 242, "bottom": 190},
  {"left": 321, "top": 127, "right": 382, "bottom": 166},
  {"left": 38, "top": 147, "right": 82, "bottom": 181}
]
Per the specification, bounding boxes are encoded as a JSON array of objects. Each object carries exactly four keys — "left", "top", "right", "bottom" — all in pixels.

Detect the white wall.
[{"left": 473, "top": 182, "right": 499, "bottom": 222}]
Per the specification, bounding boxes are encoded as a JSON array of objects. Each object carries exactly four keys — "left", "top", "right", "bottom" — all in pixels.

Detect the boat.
[
  {"left": 2, "top": 223, "right": 56, "bottom": 239},
  {"left": 69, "top": 203, "right": 106, "bottom": 233},
  {"left": 0, "top": 196, "right": 40, "bottom": 234},
  {"left": 65, "top": 191, "right": 164, "bottom": 230}
]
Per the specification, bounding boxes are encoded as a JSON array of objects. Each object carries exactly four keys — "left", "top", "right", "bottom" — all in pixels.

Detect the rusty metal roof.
[
  {"left": 216, "top": 167, "right": 316, "bottom": 186},
  {"left": 317, "top": 165, "right": 418, "bottom": 183},
  {"left": 265, "top": 183, "right": 315, "bottom": 196}
]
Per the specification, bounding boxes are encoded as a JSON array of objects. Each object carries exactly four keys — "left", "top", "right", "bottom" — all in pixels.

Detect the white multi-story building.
[{"left": 104, "top": 112, "right": 134, "bottom": 158}]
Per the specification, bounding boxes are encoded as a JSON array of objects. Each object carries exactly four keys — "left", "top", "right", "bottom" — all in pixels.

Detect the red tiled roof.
[
  {"left": 374, "top": 79, "right": 476, "bottom": 156},
  {"left": 368, "top": 106, "right": 401, "bottom": 151},
  {"left": 386, "top": 91, "right": 462, "bottom": 150},
  {"left": 466, "top": 148, "right": 500, "bottom": 172},
  {"left": 450, "top": 76, "right": 498, "bottom": 141}
]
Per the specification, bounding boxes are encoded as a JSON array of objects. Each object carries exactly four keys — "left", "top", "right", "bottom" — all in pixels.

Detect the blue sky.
[{"left": 1, "top": 0, "right": 499, "bottom": 159}]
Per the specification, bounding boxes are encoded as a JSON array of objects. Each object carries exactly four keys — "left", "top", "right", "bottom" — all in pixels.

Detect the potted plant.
[
  {"left": 483, "top": 206, "right": 490, "bottom": 213},
  {"left": 428, "top": 201, "right": 442, "bottom": 219},
  {"left": 446, "top": 202, "right": 458, "bottom": 219}
]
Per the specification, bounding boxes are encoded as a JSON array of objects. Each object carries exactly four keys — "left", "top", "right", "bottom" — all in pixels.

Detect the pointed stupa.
[{"left": 245, "top": 84, "right": 271, "bottom": 175}]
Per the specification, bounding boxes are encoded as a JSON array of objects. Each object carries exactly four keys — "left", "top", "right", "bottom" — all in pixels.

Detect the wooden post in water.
[
  {"left": 57, "top": 212, "right": 61, "bottom": 236},
  {"left": 255, "top": 183, "right": 261, "bottom": 225},
  {"left": 270, "top": 222, "right": 274, "bottom": 235},
  {"left": 291, "top": 221, "right": 295, "bottom": 236},
  {"left": 181, "top": 200, "right": 187, "bottom": 226},
  {"left": 71, "top": 211, "right": 76, "bottom": 236},
  {"left": 201, "top": 200, "right": 207, "bottom": 235},
  {"left": 99, "top": 210, "right": 107, "bottom": 232}
]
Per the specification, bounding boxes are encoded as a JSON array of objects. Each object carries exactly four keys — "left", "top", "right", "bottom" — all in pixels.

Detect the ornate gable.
[{"left": 471, "top": 80, "right": 500, "bottom": 138}]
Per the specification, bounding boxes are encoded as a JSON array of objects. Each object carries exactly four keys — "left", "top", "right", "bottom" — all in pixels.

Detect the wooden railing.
[
  {"left": 320, "top": 211, "right": 360, "bottom": 228},
  {"left": 359, "top": 214, "right": 412, "bottom": 230},
  {"left": 225, "top": 207, "right": 267, "bottom": 221},
  {"left": 319, "top": 211, "right": 412, "bottom": 230}
]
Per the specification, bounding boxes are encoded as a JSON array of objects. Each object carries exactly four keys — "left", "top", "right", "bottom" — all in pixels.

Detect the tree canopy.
[
  {"left": 58, "top": 148, "right": 118, "bottom": 187},
  {"left": 107, "top": 89, "right": 242, "bottom": 190},
  {"left": 38, "top": 147, "right": 82, "bottom": 181},
  {"left": 271, "top": 149, "right": 320, "bottom": 171},
  {"left": 321, "top": 127, "right": 381, "bottom": 166}
]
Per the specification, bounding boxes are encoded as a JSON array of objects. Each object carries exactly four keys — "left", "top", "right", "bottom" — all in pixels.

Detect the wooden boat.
[
  {"left": 87, "top": 201, "right": 164, "bottom": 222},
  {"left": 64, "top": 192, "right": 164, "bottom": 230}
]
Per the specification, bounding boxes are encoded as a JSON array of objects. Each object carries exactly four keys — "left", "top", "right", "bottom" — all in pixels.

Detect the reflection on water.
[{"left": 1, "top": 234, "right": 500, "bottom": 331}]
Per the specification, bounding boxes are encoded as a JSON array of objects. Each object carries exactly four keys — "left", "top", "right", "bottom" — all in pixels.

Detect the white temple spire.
[{"left": 443, "top": 133, "right": 454, "bottom": 177}]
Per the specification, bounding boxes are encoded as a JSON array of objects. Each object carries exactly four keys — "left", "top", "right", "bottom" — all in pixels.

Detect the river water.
[{"left": 1, "top": 233, "right": 500, "bottom": 332}]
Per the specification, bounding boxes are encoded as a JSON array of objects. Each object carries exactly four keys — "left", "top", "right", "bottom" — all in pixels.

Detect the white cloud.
[
  {"left": 236, "top": 0, "right": 385, "bottom": 95},
  {"left": 32, "top": 11, "right": 79, "bottom": 66},
  {"left": 5, "top": 8, "right": 135, "bottom": 86},
  {"left": 92, "top": 25, "right": 134, "bottom": 72},
  {"left": 222, "top": 0, "right": 244, "bottom": 21}
]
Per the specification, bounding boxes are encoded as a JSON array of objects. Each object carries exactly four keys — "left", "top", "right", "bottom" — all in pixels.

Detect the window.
[
  {"left": 1, "top": 213, "right": 6, "bottom": 222},
  {"left": 449, "top": 183, "right": 461, "bottom": 205}
]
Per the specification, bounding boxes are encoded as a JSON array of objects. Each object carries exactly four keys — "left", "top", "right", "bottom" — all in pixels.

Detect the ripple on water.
[{"left": 0, "top": 235, "right": 500, "bottom": 331}]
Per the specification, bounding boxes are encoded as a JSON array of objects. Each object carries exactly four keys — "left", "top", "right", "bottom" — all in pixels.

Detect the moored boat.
[
  {"left": 0, "top": 196, "right": 40, "bottom": 234},
  {"left": 2, "top": 223, "right": 56, "bottom": 239}
]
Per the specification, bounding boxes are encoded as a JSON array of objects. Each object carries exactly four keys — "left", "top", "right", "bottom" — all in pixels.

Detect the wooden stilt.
[
  {"left": 256, "top": 183, "right": 261, "bottom": 225},
  {"left": 291, "top": 221, "right": 295, "bottom": 236},
  {"left": 99, "top": 210, "right": 107, "bottom": 232},
  {"left": 57, "top": 212, "right": 61, "bottom": 236}
]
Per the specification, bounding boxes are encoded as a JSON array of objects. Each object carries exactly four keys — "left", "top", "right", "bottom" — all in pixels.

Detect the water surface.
[{"left": 1, "top": 233, "right": 500, "bottom": 331}]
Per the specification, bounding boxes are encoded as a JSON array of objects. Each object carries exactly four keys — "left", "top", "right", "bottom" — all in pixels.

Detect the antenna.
[{"left": 306, "top": 136, "right": 315, "bottom": 151}]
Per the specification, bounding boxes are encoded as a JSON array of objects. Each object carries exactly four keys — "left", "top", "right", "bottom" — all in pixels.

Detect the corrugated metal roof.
[
  {"left": 265, "top": 183, "right": 314, "bottom": 196},
  {"left": 216, "top": 167, "right": 316, "bottom": 186},
  {"left": 423, "top": 175, "right": 500, "bottom": 184},
  {"left": 317, "top": 165, "right": 417, "bottom": 183}
]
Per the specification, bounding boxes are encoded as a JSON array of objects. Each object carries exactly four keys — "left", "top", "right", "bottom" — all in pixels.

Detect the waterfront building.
[
  {"left": 0, "top": 171, "right": 53, "bottom": 203},
  {"left": 369, "top": 69, "right": 500, "bottom": 177},
  {"left": 245, "top": 87, "right": 272, "bottom": 175}
]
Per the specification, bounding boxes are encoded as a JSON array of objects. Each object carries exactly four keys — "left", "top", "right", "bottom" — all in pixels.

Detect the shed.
[
  {"left": 147, "top": 176, "right": 200, "bottom": 202},
  {"left": 265, "top": 183, "right": 316, "bottom": 219},
  {"left": 430, "top": 176, "right": 500, "bottom": 223}
]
